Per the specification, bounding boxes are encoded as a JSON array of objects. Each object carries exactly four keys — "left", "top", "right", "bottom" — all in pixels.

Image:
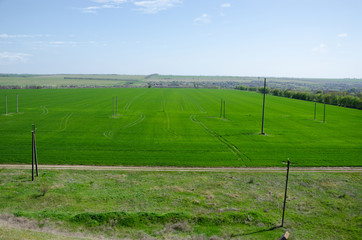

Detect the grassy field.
[
  {"left": 1, "top": 74, "right": 362, "bottom": 91},
  {"left": 0, "top": 74, "right": 146, "bottom": 88},
  {"left": 0, "top": 88, "right": 361, "bottom": 167},
  {"left": 0, "top": 169, "right": 361, "bottom": 239}
]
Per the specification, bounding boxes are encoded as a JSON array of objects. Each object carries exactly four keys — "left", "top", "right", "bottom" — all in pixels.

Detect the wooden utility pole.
[
  {"left": 5, "top": 95, "right": 7, "bottom": 116},
  {"left": 314, "top": 102, "right": 316, "bottom": 120},
  {"left": 281, "top": 159, "right": 290, "bottom": 227},
  {"left": 223, "top": 100, "right": 226, "bottom": 120},
  {"left": 116, "top": 96, "right": 118, "bottom": 116},
  {"left": 113, "top": 97, "right": 115, "bottom": 118},
  {"left": 261, "top": 78, "right": 266, "bottom": 135},
  {"left": 31, "top": 124, "right": 39, "bottom": 181}
]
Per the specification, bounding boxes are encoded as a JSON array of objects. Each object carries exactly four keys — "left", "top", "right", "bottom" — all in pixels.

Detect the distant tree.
[
  {"left": 324, "top": 94, "right": 332, "bottom": 104},
  {"left": 282, "top": 90, "right": 292, "bottom": 98},
  {"left": 314, "top": 94, "right": 324, "bottom": 103},
  {"left": 248, "top": 87, "right": 257, "bottom": 91},
  {"left": 235, "top": 85, "right": 248, "bottom": 90},
  {"left": 258, "top": 87, "right": 270, "bottom": 94},
  {"left": 272, "top": 89, "right": 281, "bottom": 96},
  {"left": 235, "top": 84, "right": 361, "bottom": 110}
]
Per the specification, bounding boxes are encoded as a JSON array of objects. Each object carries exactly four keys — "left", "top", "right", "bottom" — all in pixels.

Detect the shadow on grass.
[{"left": 230, "top": 225, "right": 281, "bottom": 238}]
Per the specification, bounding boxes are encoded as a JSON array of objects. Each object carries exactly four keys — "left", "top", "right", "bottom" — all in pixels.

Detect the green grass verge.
[{"left": 0, "top": 169, "right": 361, "bottom": 239}]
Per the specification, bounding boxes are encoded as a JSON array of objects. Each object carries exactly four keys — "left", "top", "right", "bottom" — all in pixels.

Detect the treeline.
[
  {"left": 235, "top": 85, "right": 362, "bottom": 110},
  {"left": 63, "top": 77, "right": 138, "bottom": 81},
  {"left": 0, "top": 84, "right": 134, "bottom": 89}
]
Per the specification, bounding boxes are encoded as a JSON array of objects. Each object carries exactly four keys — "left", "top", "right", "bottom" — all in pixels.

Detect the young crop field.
[{"left": 0, "top": 88, "right": 361, "bottom": 167}]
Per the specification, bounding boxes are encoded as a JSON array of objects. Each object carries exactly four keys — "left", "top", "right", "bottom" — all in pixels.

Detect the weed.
[
  {"left": 247, "top": 178, "right": 254, "bottom": 184},
  {"left": 40, "top": 184, "right": 49, "bottom": 197}
]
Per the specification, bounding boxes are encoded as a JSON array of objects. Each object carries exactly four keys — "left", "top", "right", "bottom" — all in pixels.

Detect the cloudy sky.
[{"left": 0, "top": 0, "right": 361, "bottom": 78}]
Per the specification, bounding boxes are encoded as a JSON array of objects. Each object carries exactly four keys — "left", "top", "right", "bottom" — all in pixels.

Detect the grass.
[
  {"left": 0, "top": 88, "right": 361, "bottom": 167},
  {"left": 0, "top": 169, "right": 361, "bottom": 239},
  {"left": 0, "top": 74, "right": 146, "bottom": 88}
]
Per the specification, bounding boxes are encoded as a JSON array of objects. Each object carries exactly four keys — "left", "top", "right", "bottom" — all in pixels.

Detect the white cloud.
[
  {"left": 0, "top": 52, "right": 31, "bottom": 64},
  {"left": 92, "top": 0, "right": 127, "bottom": 3},
  {"left": 194, "top": 13, "right": 210, "bottom": 24},
  {"left": 338, "top": 33, "right": 348, "bottom": 38},
  {"left": 313, "top": 43, "right": 327, "bottom": 53},
  {"left": 31, "top": 40, "right": 104, "bottom": 48},
  {"left": 133, "top": 0, "right": 181, "bottom": 14},
  {"left": 221, "top": 3, "right": 231, "bottom": 8},
  {"left": 0, "top": 34, "right": 49, "bottom": 39},
  {"left": 83, "top": 0, "right": 181, "bottom": 14},
  {"left": 83, "top": 6, "right": 100, "bottom": 13},
  {"left": 82, "top": 4, "right": 122, "bottom": 13},
  {"left": 83, "top": 0, "right": 127, "bottom": 13}
]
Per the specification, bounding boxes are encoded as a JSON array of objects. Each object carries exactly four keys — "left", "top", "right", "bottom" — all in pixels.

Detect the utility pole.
[
  {"left": 116, "top": 96, "right": 118, "bottom": 116},
  {"left": 31, "top": 124, "right": 39, "bottom": 181},
  {"left": 261, "top": 78, "right": 266, "bottom": 135},
  {"left": 5, "top": 96, "right": 7, "bottom": 116},
  {"left": 223, "top": 100, "right": 226, "bottom": 120},
  {"left": 281, "top": 159, "right": 290, "bottom": 227},
  {"left": 113, "top": 97, "right": 115, "bottom": 118},
  {"left": 314, "top": 102, "right": 316, "bottom": 120}
]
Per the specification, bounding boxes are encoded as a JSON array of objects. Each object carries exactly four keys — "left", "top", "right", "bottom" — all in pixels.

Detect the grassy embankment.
[{"left": 0, "top": 169, "right": 361, "bottom": 239}]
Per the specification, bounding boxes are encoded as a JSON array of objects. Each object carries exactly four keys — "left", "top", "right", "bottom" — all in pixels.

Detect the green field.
[
  {"left": 0, "top": 74, "right": 146, "bottom": 88},
  {"left": 0, "top": 88, "right": 361, "bottom": 167}
]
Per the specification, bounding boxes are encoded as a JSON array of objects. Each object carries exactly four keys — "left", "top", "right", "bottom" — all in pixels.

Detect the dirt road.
[{"left": 1, "top": 164, "right": 361, "bottom": 172}]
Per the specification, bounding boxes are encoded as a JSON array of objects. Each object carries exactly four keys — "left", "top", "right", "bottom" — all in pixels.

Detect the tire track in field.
[
  {"left": 59, "top": 113, "right": 73, "bottom": 132},
  {"left": 40, "top": 106, "right": 48, "bottom": 116},
  {"left": 180, "top": 97, "right": 185, "bottom": 112},
  {"left": 123, "top": 91, "right": 147, "bottom": 111},
  {"left": 103, "top": 113, "right": 146, "bottom": 139},
  {"left": 191, "top": 114, "right": 250, "bottom": 164},
  {"left": 184, "top": 94, "right": 206, "bottom": 113},
  {"left": 162, "top": 100, "right": 171, "bottom": 131},
  {"left": 103, "top": 130, "right": 113, "bottom": 139},
  {"left": 192, "top": 100, "right": 206, "bottom": 113},
  {"left": 121, "top": 113, "right": 146, "bottom": 129}
]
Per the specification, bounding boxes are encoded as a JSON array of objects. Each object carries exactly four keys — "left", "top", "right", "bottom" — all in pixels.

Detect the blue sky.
[{"left": 0, "top": 0, "right": 361, "bottom": 78}]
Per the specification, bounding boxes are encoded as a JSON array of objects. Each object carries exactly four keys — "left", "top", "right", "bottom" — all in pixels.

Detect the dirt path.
[{"left": 1, "top": 164, "right": 361, "bottom": 172}]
